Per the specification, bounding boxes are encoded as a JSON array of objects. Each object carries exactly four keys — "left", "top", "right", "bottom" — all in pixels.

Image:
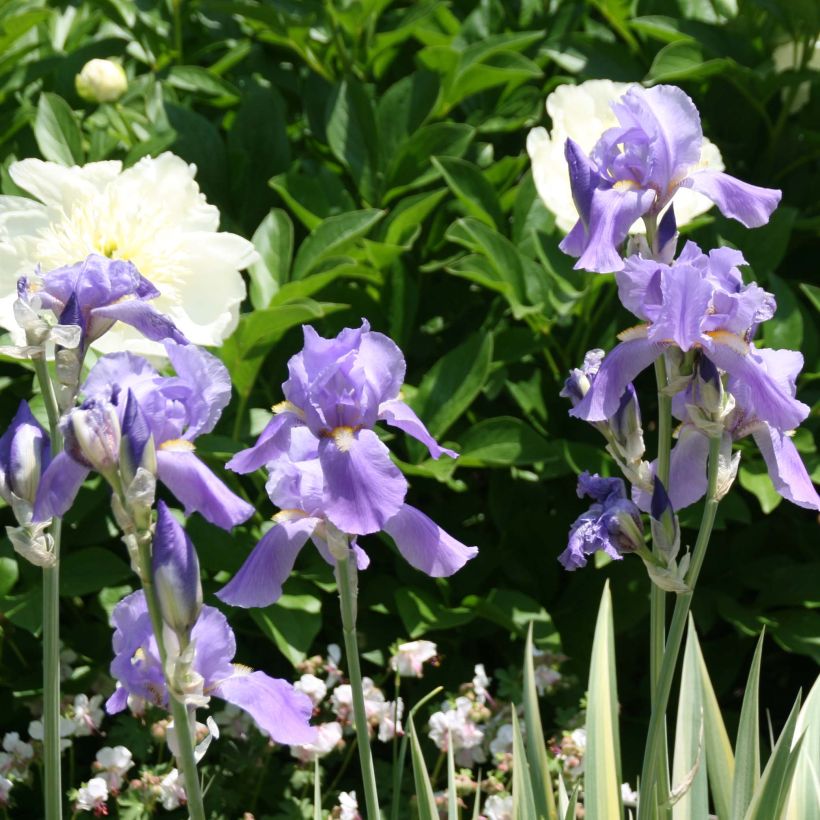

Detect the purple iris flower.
[
  {"left": 34, "top": 340, "right": 253, "bottom": 530},
  {"left": 218, "top": 427, "right": 477, "bottom": 608},
  {"left": 0, "top": 401, "right": 50, "bottom": 517},
  {"left": 105, "top": 590, "right": 316, "bottom": 745},
  {"left": 571, "top": 242, "right": 809, "bottom": 435},
  {"left": 228, "top": 321, "right": 457, "bottom": 535},
  {"left": 559, "top": 472, "right": 644, "bottom": 570},
  {"left": 560, "top": 85, "right": 781, "bottom": 272},
  {"left": 23, "top": 254, "right": 187, "bottom": 349}
]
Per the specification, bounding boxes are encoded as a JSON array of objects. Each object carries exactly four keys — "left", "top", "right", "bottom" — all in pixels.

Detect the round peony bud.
[{"left": 75, "top": 59, "right": 127, "bottom": 103}]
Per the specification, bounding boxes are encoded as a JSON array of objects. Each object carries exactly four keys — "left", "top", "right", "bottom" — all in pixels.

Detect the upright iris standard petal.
[
  {"left": 382, "top": 505, "right": 478, "bottom": 577},
  {"left": 318, "top": 429, "right": 407, "bottom": 535},
  {"left": 216, "top": 517, "right": 319, "bottom": 608}
]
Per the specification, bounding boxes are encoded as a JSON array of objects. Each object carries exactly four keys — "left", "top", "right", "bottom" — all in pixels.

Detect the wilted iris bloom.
[
  {"left": 571, "top": 242, "right": 809, "bottom": 435},
  {"left": 20, "top": 254, "right": 187, "bottom": 352},
  {"left": 560, "top": 84, "right": 781, "bottom": 272},
  {"left": 35, "top": 340, "right": 253, "bottom": 529},
  {"left": 559, "top": 472, "right": 644, "bottom": 570},
  {"left": 229, "top": 320, "right": 456, "bottom": 535},
  {"left": 218, "top": 427, "right": 477, "bottom": 608},
  {"left": 106, "top": 590, "right": 316, "bottom": 746},
  {"left": 0, "top": 401, "right": 50, "bottom": 522}
]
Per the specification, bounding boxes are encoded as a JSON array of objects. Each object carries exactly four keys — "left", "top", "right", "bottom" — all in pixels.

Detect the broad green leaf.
[
  {"left": 743, "top": 694, "right": 804, "bottom": 820},
  {"left": 695, "top": 627, "right": 735, "bottom": 820},
  {"left": 732, "top": 631, "right": 765, "bottom": 820},
  {"left": 739, "top": 462, "right": 782, "bottom": 514},
  {"left": 524, "top": 623, "right": 558, "bottom": 820},
  {"left": 381, "top": 188, "right": 448, "bottom": 247},
  {"left": 585, "top": 581, "right": 622, "bottom": 820},
  {"left": 270, "top": 161, "right": 357, "bottom": 231},
  {"left": 60, "top": 547, "right": 131, "bottom": 597},
  {"left": 291, "top": 209, "right": 384, "bottom": 279},
  {"left": 394, "top": 587, "right": 475, "bottom": 638},
  {"left": 272, "top": 264, "right": 380, "bottom": 306},
  {"left": 457, "top": 417, "right": 557, "bottom": 468},
  {"left": 167, "top": 66, "right": 240, "bottom": 101},
  {"left": 800, "top": 283, "right": 820, "bottom": 313},
  {"left": 409, "top": 715, "right": 439, "bottom": 820},
  {"left": 250, "top": 589, "right": 322, "bottom": 665},
  {"left": 34, "top": 93, "right": 83, "bottom": 165},
  {"left": 761, "top": 274, "right": 803, "bottom": 351},
  {"left": 512, "top": 709, "right": 538, "bottom": 819},
  {"left": 377, "top": 70, "right": 440, "bottom": 161},
  {"left": 782, "top": 674, "right": 820, "bottom": 820},
  {"left": 0, "top": 556, "right": 18, "bottom": 596},
  {"left": 410, "top": 332, "right": 493, "bottom": 441},
  {"left": 432, "top": 156, "right": 504, "bottom": 229},
  {"left": 0, "top": 587, "right": 41, "bottom": 634},
  {"left": 248, "top": 208, "right": 293, "bottom": 308},
  {"left": 647, "top": 41, "right": 729, "bottom": 83},
  {"left": 672, "top": 618, "right": 708, "bottom": 819},
  {"left": 463, "top": 589, "right": 561, "bottom": 649}
]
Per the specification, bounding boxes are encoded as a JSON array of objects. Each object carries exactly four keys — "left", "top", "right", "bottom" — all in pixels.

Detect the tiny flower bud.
[
  {"left": 119, "top": 390, "right": 157, "bottom": 486},
  {"left": 694, "top": 355, "right": 723, "bottom": 417},
  {"left": 649, "top": 477, "right": 680, "bottom": 562},
  {"left": 610, "top": 384, "right": 645, "bottom": 464},
  {"left": 64, "top": 399, "right": 121, "bottom": 475},
  {"left": 0, "top": 401, "right": 50, "bottom": 512},
  {"left": 75, "top": 58, "right": 127, "bottom": 103},
  {"left": 151, "top": 501, "right": 203, "bottom": 640}
]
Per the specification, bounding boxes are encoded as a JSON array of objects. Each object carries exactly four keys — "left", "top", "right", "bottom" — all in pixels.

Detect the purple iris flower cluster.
[
  {"left": 219, "top": 320, "right": 477, "bottom": 608},
  {"left": 558, "top": 83, "right": 819, "bottom": 572}
]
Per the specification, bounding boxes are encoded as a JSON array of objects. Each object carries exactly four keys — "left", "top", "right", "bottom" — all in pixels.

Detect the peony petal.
[
  {"left": 214, "top": 671, "right": 316, "bottom": 745},
  {"left": 683, "top": 170, "right": 781, "bottom": 228},
  {"left": 32, "top": 452, "right": 90, "bottom": 521},
  {"left": 318, "top": 428, "right": 407, "bottom": 535},
  {"left": 378, "top": 398, "right": 457, "bottom": 459},
  {"left": 752, "top": 425, "right": 820, "bottom": 511},
  {"left": 383, "top": 504, "right": 478, "bottom": 577},
  {"left": 217, "top": 517, "right": 318, "bottom": 608},
  {"left": 157, "top": 450, "right": 254, "bottom": 530}
]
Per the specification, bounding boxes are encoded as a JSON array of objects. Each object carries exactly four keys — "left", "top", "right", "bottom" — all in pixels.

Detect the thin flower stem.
[
  {"left": 34, "top": 358, "right": 63, "bottom": 820},
  {"left": 335, "top": 554, "right": 382, "bottom": 819},
  {"left": 638, "top": 435, "right": 722, "bottom": 820},
  {"left": 136, "top": 538, "right": 207, "bottom": 820}
]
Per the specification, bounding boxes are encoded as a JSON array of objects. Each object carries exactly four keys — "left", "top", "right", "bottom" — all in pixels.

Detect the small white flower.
[
  {"left": 331, "top": 677, "right": 386, "bottom": 726},
  {"left": 213, "top": 702, "right": 253, "bottom": 740},
  {"left": 0, "top": 774, "right": 11, "bottom": 806},
  {"left": 290, "top": 721, "right": 343, "bottom": 763},
  {"left": 483, "top": 793, "right": 513, "bottom": 820},
  {"left": 428, "top": 697, "right": 486, "bottom": 767},
  {"left": 93, "top": 745, "right": 133, "bottom": 792},
  {"left": 2, "top": 732, "right": 33, "bottom": 763},
  {"left": 526, "top": 80, "right": 723, "bottom": 234},
  {"left": 295, "top": 673, "right": 327, "bottom": 707},
  {"left": 158, "top": 768, "right": 186, "bottom": 810},
  {"left": 621, "top": 782, "right": 639, "bottom": 804},
  {"left": 472, "top": 664, "right": 491, "bottom": 704},
  {"left": 390, "top": 640, "right": 438, "bottom": 677},
  {"left": 75, "top": 777, "right": 108, "bottom": 813},
  {"left": 337, "top": 790, "right": 361, "bottom": 820},
  {"left": 28, "top": 717, "right": 74, "bottom": 750},
  {"left": 75, "top": 59, "right": 128, "bottom": 104},
  {"left": 0, "top": 153, "right": 257, "bottom": 356},
  {"left": 69, "top": 694, "right": 104, "bottom": 736},
  {"left": 375, "top": 698, "right": 404, "bottom": 743},
  {"left": 489, "top": 723, "right": 515, "bottom": 757}
]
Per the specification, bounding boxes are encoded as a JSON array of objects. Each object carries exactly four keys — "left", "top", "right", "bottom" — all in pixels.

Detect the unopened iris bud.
[
  {"left": 650, "top": 477, "right": 680, "bottom": 560},
  {"left": 0, "top": 402, "right": 50, "bottom": 518},
  {"left": 75, "top": 59, "right": 128, "bottom": 104},
  {"left": 694, "top": 355, "right": 723, "bottom": 417},
  {"left": 119, "top": 390, "right": 157, "bottom": 486},
  {"left": 151, "top": 501, "right": 203, "bottom": 641},
  {"left": 610, "top": 384, "right": 645, "bottom": 464},
  {"left": 64, "top": 399, "right": 121, "bottom": 476}
]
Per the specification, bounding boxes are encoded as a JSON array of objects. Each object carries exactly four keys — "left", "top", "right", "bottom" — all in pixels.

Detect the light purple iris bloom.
[
  {"left": 0, "top": 401, "right": 50, "bottom": 513},
  {"left": 559, "top": 472, "right": 644, "bottom": 570},
  {"left": 560, "top": 84, "right": 782, "bottom": 272},
  {"left": 228, "top": 321, "right": 457, "bottom": 535},
  {"left": 571, "top": 242, "right": 809, "bottom": 435},
  {"left": 105, "top": 590, "right": 316, "bottom": 745},
  {"left": 23, "top": 254, "right": 187, "bottom": 349},
  {"left": 34, "top": 341, "right": 253, "bottom": 530},
  {"left": 218, "top": 427, "right": 477, "bottom": 608}
]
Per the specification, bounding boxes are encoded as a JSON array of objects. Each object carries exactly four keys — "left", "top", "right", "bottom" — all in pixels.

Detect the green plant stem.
[
  {"left": 335, "top": 554, "right": 381, "bottom": 819},
  {"left": 638, "top": 435, "right": 722, "bottom": 820},
  {"left": 34, "top": 358, "right": 63, "bottom": 820},
  {"left": 136, "top": 539, "right": 206, "bottom": 820}
]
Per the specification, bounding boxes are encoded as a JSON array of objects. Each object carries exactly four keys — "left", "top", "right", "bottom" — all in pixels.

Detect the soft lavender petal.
[
  {"left": 683, "top": 170, "right": 781, "bottom": 228},
  {"left": 81, "top": 352, "right": 158, "bottom": 402},
  {"left": 190, "top": 604, "right": 237, "bottom": 687},
  {"left": 226, "top": 412, "right": 301, "bottom": 474},
  {"left": 571, "top": 337, "right": 662, "bottom": 422},
  {"left": 214, "top": 671, "right": 316, "bottom": 745},
  {"left": 105, "top": 686, "right": 129, "bottom": 715},
  {"left": 91, "top": 301, "right": 188, "bottom": 345},
  {"left": 157, "top": 449, "right": 254, "bottom": 530},
  {"left": 378, "top": 398, "right": 457, "bottom": 459},
  {"left": 647, "top": 263, "right": 712, "bottom": 351},
  {"left": 318, "top": 428, "right": 407, "bottom": 535},
  {"left": 216, "top": 518, "right": 318, "bottom": 608},
  {"left": 564, "top": 137, "right": 600, "bottom": 227},
  {"left": 383, "top": 504, "right": 478, "bottom": 577},
  {"left": 752, "top": 425, "right": 820, "bottom": 511},
  {"left": 32, "top": 452, "right": 90, "bottom": 521}
]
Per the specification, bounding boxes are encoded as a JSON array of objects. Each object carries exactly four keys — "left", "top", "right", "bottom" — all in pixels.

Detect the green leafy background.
[{"left": 0, "top": 0, "right": 818, "bottom": 815}]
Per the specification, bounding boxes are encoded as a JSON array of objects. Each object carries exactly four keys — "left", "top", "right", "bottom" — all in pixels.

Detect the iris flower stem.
[
  {"left": 335, "top": 553, "right": 382, "bottom": 819},
  {"left": 638, "top": 434, "right": 722, "bottom": 820},
  {"left": 34, "top": 358, "right": 63, "bottom": 820},
  {"left": 136, "top": 538, "right": 206, "bottom": 820}
]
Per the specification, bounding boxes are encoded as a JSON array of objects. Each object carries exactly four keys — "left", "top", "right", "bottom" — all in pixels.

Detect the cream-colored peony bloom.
[
  {"left": 0, "top": 153, "right": 257, "bottom": 356},
  {"left": 526, "top": 80, "right": 724, "bottom": 234},
  {"left": 75, "top": 58, "right": 128, "bottom": 103}
]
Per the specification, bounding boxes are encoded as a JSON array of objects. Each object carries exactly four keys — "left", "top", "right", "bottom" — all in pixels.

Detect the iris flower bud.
[
  {"left": 650, "top": 477, "right": 680, "bottom": 562},
  {"left": 119, "top": 390, "right": 157, "bottom": 486},
  {"left": 0, "top": 402, "right": 50, "bottom": 515},
  {"left": 64, "top": 399, "right": 121, "bottom": 476},
  {"left": 610, "top": 384, "right": 645, "bottom": 464},
  {"left": 151, "top": 501, "right": 203, "bottom": 641}
]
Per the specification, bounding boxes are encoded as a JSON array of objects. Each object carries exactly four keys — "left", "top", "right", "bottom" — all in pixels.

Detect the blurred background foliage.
[{"left": 0, "top": 0, "right": 818, "bottom": 814}]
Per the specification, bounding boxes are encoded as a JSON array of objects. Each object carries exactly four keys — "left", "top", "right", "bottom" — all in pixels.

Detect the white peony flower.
[
  {"left": 389, "top": 640, "right": 438, "bottom": 677},
  {"left": 526, "top": 80, "right": 723, "bottom": 234},
  {"left": 0, "top": 153, "right": 257, "bottom": 356},
  {"left": 294, "top": 673, "right": 327, "bottom": 707},
  {"left": 75, "top": 59, "right": 128, "bottom": 104},
  {"left": 290, "top": 721, "right": 343, "bottom": 763},
  {"left": 483, "top": 794, "right": 513, "bottom": 820},
  {"left": 75, "top": 776, "right": 109, "bottom": 813}
]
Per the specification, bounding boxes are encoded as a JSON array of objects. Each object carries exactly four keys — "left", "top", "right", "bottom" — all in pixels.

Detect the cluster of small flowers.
[{"left": 72, "top": 745, "right": 134, "bottom": 815}]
